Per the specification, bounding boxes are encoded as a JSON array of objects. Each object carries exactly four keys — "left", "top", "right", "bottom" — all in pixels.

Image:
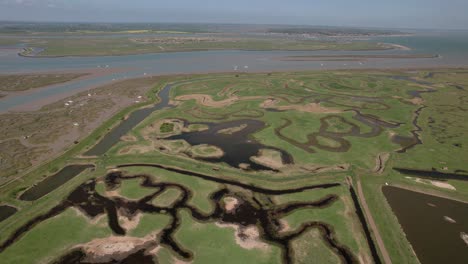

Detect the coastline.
[
  {"left": 386, "top": 43, "right": 412, "bottom": 51},
  {"left": 17, "top": 45, "right": 395, "bottom": 58},
  {"left": 3, "top": 66, "right": 468, "bottom": 113}
]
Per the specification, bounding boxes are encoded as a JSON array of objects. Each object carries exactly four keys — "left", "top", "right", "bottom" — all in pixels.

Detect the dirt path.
[{"left": 356, "top": 179, "right": 392, "bottom": 264}]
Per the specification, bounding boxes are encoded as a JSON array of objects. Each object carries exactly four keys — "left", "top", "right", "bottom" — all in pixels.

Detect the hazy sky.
[{"left": 1, "top": 0, "right": 467, "bottom": 29}]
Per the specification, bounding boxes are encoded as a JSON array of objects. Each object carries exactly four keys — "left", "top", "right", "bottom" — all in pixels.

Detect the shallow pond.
[
  {"left": 383, "top": 186, "right": 468, "bottom": 264},
  {"left": 168, "top": 119, "right": 293, "bottom": 170}
]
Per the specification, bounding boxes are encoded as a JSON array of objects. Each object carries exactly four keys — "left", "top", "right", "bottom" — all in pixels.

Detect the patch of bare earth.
[
  {"left": 250, "top": 149, "right": 285, "bottom": 170},
  {"left": 259, "top": 98, "right": 277, "bottom": 108},
  {"left": 175, "top": 93, "right": 265, "bottom": 108},
  {"left": 299, "top": 163, "right": 350, "bottom": 173},
  {"left": 78, "top": 232, "right": 159, "bottom": 263},
  {"left": 223, "top": 196, "right": 239, "bottom": 213},
  {"left": 189, "top": 144, "right": 224, "bottom": 159},
  {"left": 373, "top": 152, "right": 390, "bottom": 174},
  {"left": 118, "top": 145, "right": 155, "bottom": 155},
  {"left": 173, "top": 257, "right": 193, "bottom": 264},
  {"left": 120, "top": 135, "right": 137, "bottom": 142},
  {"left": 217, "top": 124, "right": 247, "bottom": 135},
  {"left": 386, "top": 43, "right": 412, "bottom": 51},
  {"left": 119, "top": 213, "right": 143, "bottom": 231},
  {"left": 71, "top": 207, "right": 106, "bottom": 225},
  {"left": 175, "top": 94, "right": 239, "bottom": 107},
  {"left": 405, "top": 177, "right": 456, "bottom": 190},
  {"left": 239, "top": 163, "right": 250, "bottom": 170},
  {"left": 278, "top": 219, "right": 291, "bottom": 233},
  {"left": 392, "top": 95, "right": 424, "bottom": 105},
  {"left": 260, "top": 98, "right": 341, "bottom": 113},
  {"left": 430, "top": 181, "right": 456, "bottom": 190},
  {"left": 105, "top": 189, "right": 120, "bottom": 197},
  {"left": 215, "top": 222, "right": 270, "bottom": 251}
]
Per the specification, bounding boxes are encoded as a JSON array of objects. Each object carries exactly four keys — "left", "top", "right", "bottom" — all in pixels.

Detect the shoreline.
[
  {"left": 381, "top": 43, "right": 412, "bottom": 51},
  {"left": 276, "top": 54, "right": 436, "bottom": 61},
  {"left": 386, "top": 184, "right": 468, "bottom": 204},
  {"left": 3, "top": 66, "right": 468, "bottom": 113},
  {"left": 17, "top": 46, "right": 396, "bottom": 58},
  {"left": 0, "top": 67, "right": 136, "bottom": 112}
]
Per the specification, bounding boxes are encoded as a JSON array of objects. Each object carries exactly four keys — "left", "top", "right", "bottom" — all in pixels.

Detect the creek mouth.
[
  {"left": 167, "top": 119, "right": 293, "bottom": 170},
  {"left": 19, "top": 164, "right": 95, "bottom": 201},
  {"left": 1, "top": 169, "right": 356, "bottom": 264},
  {"left": 0, "top": 205, "right": 17, "bottom": 223},
  {"left": 383, "top": 186, "right": 468, "bottom": 264}
]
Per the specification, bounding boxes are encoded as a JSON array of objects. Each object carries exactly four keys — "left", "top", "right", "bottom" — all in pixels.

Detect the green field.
[
  {"left": 6, "top": 36, "right": 389, "bottom": 57},
  {"left": 1, "top": 69, "right": 467, "bottom": 264}
]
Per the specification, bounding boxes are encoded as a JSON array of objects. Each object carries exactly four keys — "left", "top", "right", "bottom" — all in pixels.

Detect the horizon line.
[{"left": 1, "top": 20, "right": 467, "bottom": 32}]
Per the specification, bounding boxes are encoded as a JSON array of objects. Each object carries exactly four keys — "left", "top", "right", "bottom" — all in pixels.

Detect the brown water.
[
  {"left": 19, "top": 164, "right": 94, "bottom": 201},
  {"left": 0, "top": 205, "right": 17, "bottom": 223},
  {"left": 167, "top": 119, "right": 293, "bottom": 170},
  {"left": 383, "top": 186, "right": 468, "bottom": 264}
]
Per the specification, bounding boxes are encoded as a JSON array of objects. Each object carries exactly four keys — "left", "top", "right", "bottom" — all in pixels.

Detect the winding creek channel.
[{"left": 0, "top": 170, "right": 355, "bottom": 264}]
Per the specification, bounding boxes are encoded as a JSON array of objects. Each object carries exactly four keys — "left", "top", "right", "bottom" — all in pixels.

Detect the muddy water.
[
  {"left": 383, "top": 186, "right": 468, "bottom": 264},
  {"left": 0, "top": 205, "right": 17, "bottom": 223},
  {"left": 52, "top": 248, "right": 155, "bottom": 264},
  {"left": 168, "top": 119, "right": 293, "bottom": 170},
  {"left": 19, "top": 164, "right": 94, "bottom": 201}
]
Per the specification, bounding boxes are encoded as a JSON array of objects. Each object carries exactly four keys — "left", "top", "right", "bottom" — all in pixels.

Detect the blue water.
[
  {"left": 1, "top": 31, "right": 467, "bottom": 112},
  {"left": 372, "top": 31, "right": 468, "bottom": 56}
]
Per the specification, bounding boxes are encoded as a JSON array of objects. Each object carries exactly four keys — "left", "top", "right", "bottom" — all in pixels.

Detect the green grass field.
[
  {"left": 6, "top": 36, "right": 389, "bottom": 57},
  {"left": 1, "top": 69, "right": 467, "bottom": 264}
]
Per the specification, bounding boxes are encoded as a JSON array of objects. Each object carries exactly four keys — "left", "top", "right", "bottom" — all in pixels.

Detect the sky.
[{"left": 1, "top": 0, "right": 468, "bottom": 30}]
